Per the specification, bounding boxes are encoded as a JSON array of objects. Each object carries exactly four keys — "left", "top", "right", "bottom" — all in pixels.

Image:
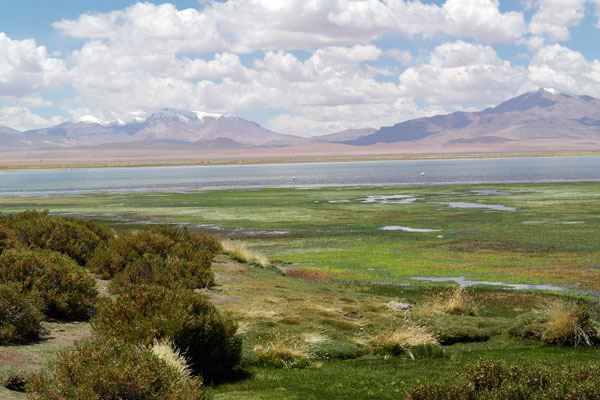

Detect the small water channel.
[{"left": 408, "top": 276, "right": 567, "bottom": 291}]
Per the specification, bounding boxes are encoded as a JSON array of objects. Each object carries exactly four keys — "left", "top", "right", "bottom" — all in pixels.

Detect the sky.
[{"left": 1, "top": 0, "right": 599, "bottom": 136}]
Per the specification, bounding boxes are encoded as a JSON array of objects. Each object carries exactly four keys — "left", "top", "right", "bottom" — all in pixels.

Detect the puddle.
[
  {"left": 360, "top": 195, "right": 419, "bottom": 204},
  {"left": 436, "top": 202, "right": 517, "bottom": 211},
  {"left": 470, "top": 189, "right": 513, "bottom": 196},
  {"left": 409, "top": 276, "right": 567, "bottom": 292},
  {"left": 436, "top": 235, "right": 444, "bottom": 238},
  {"left": 370, "top": 281, "right": 411, "bottom": 287},
  {"left": 523, "top": 220, "right": 584, "bottom": 225},
  {"left": 328, "top": 200, "right": 351, "bottom": 203},
  {"left": 380, "top": 226, "right": 441, "bottom": 232}
]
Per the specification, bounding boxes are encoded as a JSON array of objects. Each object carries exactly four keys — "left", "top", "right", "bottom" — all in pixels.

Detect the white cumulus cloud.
[
  {"left": 398, "top": 40, "right": 525, "bottom": 108},
  {"left": 0, "top": 106, "right": 66, "bottom": 131},
  {"left": 527, "top": 44, "right": 600, "bottom": 97},
  {"left": 528, "top": 0, "right": 587, "bottom": 42},
  {"left": 0, "top": 33, "right": 67, "bottom": 97}
]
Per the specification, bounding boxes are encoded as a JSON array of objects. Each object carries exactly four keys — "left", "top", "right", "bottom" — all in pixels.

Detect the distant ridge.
[
  {"left": 9, "top": 109, "right": 306, "bottom": 150},
  {"left": 2, "top": 89, "right": 600, "bottom": 153},
  {"left": 345, "top": 88, "right": 600, "bottom": 146}
]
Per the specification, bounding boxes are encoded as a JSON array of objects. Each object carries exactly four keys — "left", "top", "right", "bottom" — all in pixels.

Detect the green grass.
[
  {"left": 1, "top": 183, "right": 599, "bottom": 289},
  {"left": 1, "top": 182, "right": 600, "bottom": 398}
]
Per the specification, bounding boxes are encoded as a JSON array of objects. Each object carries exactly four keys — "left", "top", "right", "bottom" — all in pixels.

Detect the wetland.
[{"left": 1, "top": 160, "right": 600, "bottom": 399}]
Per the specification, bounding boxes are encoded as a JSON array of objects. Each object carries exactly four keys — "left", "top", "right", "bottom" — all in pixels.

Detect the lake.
[{"left": 0, "top": 156, "right": 599, "bottom": 197}]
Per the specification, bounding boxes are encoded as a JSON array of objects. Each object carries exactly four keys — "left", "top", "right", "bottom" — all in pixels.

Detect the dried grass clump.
[
  {"left": 541, "top": 299, "right": 597, "bottom": 346},
  {"left": 368, "top": 323, "right": 439, "bottom": 356},
  {"left": 253, "top": 332, "right": 310, "bottom": 368},
  {"left": 509, "top": 299, "right": 599, "bottom": 346},
  {"left": 221, "top": 240, "right": 271, "bottom": 267},
  {"left": 150, "top": 339, "right": 192, "bottom": 380},
  {"left": 420, "top": 287, "right": 478, "bottom": 316}
]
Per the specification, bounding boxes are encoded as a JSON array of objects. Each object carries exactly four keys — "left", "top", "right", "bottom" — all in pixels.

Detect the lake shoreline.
[{"left": 1, "top": 150, "right": 600, "bottom": 171}]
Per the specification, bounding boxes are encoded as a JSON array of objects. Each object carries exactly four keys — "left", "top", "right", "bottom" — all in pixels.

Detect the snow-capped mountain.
[{"left": 11, "top": 109, "right": 306, "bottom": 149}]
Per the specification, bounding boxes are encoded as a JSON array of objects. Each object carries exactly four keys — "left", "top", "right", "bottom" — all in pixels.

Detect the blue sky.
[{"left": 1, "top": 0, "right": 599, "bottom": 135}]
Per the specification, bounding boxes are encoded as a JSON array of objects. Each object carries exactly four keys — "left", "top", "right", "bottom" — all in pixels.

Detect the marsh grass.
[
  {"left": 221, "top": 240, "right": 271, "bottom": 267},
  {"left": 419, "top": 287, "right": 478, "bottom": 316}
]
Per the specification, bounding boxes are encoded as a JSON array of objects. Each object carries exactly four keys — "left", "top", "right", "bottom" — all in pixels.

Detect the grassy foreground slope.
[{"left": 2, "top": 255, "right": 599, "bottom": 399}]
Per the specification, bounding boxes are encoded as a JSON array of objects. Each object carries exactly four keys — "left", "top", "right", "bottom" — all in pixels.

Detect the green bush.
[
  {"left": 28, "top": 339, "right": 208, "bottom": 400},
  {"left": 0, "top": 248, "right": 97, "bottom": 320},
  {"left": 0, "top": 224, "right": 17, "bottom": 253},
  {"left": 89, "top": 225, "right": 220, "bottom": 288},
  {"left": 0, "top": 283, "right": 44, "bottom": 344},
  {"left": 92, "top": 285, "right": 241, "bottom": 381},
  {"left": 0, "top": 210, "right": 112, "bottom": 265},
  {"left": 406, "top": 361, "right": 600, "bottom": 399},
  {"left": 109, "top": 254, "right": 213, "bottom": 294}
]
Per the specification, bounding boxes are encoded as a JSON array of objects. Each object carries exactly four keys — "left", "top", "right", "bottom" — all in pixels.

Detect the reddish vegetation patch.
[
  {"left": 0, "top": 349, "right": 31, "bottom": 368},
  {"left": 285, "top": 268, "right": 339, "bottom": 282}
]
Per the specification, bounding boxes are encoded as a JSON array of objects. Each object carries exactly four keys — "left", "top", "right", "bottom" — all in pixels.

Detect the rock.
[
  {"left": 388, "top": 301, "right": 413, "bottom": 311},
  {"left": 344, "top": 311, "right": 363, "bottom": 319}
]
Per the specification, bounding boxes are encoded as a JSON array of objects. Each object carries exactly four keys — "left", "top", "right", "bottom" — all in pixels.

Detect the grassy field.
[
  {"left": 1, "top": 182, "right": 599, "bottom": 398},
  {"left": 1, "top": 182, "right": 599, "bottom": 290}
]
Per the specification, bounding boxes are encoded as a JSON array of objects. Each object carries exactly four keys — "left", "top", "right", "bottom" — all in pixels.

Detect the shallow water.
[
  {"left": 409, "top": 276, "right": 567, "bottom": 291},
  {"left": 436, "top": 202, "right": 517, "bottom": 211},
  {"left": 360, "top": 194, "right": 419, "bottom": 204},
  {"left": 379, "top": 226, "right": 441, "bottom": 232},
  {"left": 1, "top": 156, "right": 600, "bottom": 197}
]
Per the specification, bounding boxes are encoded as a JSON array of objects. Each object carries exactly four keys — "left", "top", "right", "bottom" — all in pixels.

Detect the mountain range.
[
  {"left": 346, "top": 88, "right": 600, "bottom": 147},
  {"left": 1, "top": 89, "right": 599, "bottom": 154}
]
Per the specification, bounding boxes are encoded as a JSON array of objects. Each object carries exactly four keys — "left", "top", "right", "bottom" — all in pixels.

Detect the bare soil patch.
[{"left": 0, "top": 350, "right": 30, "bottom": 368}]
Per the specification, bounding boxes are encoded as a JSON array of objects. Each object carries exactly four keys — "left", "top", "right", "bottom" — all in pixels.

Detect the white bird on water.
[{"left": 421, "top": 172, "right": 425, "bottom": 176}]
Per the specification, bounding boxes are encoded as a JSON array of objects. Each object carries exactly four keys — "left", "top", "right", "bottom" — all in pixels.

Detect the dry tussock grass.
[
  {"left": 150, "top": 339, "right": 192, "bottom": 379},
  {"left": 419, "top": 287, "right": 478, "bottom": 316},
  {"left": 221, "top": 240, "right": 271, "bottom": 267},
  {"left": 539, "top": 299, "right": 597, "bottom": 346},
  {"left": 253, "top": 332, "right": 310, "bottom": 368},
  {"left": 367, "top": 322, "right": 439, "bottom": 355}
]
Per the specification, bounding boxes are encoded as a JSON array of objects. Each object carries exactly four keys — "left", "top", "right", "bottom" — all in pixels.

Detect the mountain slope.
[
  {"left": 346, "top": 89, "right": 600, "bottom": 146},
  {"left": 310, "top": 128, "right": 377, "bottom": 143},
  {"left": 15, "top": 109, "right": 306, "bottom": 149}
]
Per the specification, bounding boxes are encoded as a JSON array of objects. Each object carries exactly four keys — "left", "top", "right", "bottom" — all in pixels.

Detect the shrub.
[
  {"left": 221, "top": 240, "right": 271, "bottom": 267},
  {"left": 368, "top": 323, "right": 439, "bottom": 356},
  {"left": 92, "top": 285, "right": 241, "bottom": 381},
  {"left": 419, "top": 287, "right": 478, "bottom": 316},
  {"left": 0, "top": 283, "right": 44, "bottom": 344},
  {"left": 27, "top": 339, "right": 208, "bottom": 400},
  {"left": 88, "top": 226, "right": 220, "bottom": 289},
  {"left": 406, "top": 361, "right": 600, "bottom": 400},
  {"left": 0, "top": 224, "right": 17, "bottom": 253},
  {"left": 0, "top": 210, "right": 111, "bottom": 265},
  {"left": 0, "top": 248, "right": 97, "bottom": 320},
  {"left": 109, "top": 254, "right": 213, "bottom": 294},
  {"left": 509, "top": 299, "right": 598, "bottom": 346}
]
